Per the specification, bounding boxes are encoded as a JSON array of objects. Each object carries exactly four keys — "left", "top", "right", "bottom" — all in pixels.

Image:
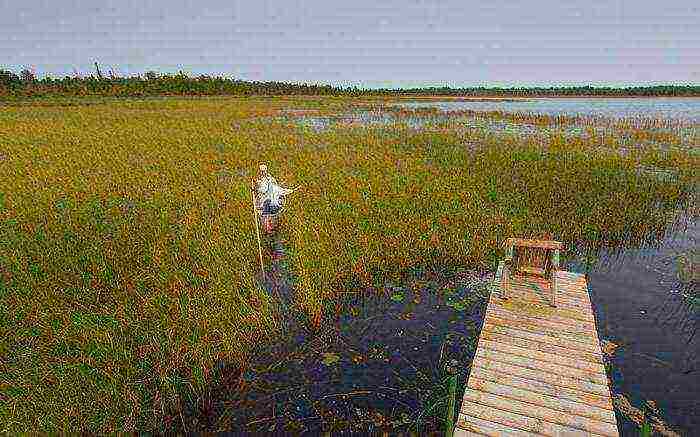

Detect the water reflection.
[
  {"left": 395, "top": 97, "right": 700, "bottom": 124},
  {"left": 568, "top": 209, "right": 698, "bottom": 435}
]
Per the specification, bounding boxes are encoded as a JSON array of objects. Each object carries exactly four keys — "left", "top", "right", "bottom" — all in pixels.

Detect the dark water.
[
  {"left": 396, "top": 97, "right": 700, "bottom": 124},
  {"left": 568, "top": 213, "right": 698, "bottom": 435},
  {"left": 186, "top": 235, "right": 493, "bottom": 435}
]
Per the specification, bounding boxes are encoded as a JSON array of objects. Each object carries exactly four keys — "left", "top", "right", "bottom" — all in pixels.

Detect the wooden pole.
[
  {"left": 444, "top": 363, "right": 457, "bottom": 437},
  {"left": 251, "top": 180, "right": 265, "bottom": 280}
]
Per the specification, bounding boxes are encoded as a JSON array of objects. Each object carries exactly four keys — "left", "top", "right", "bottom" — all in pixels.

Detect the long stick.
[
  {"left": 444, "top": 371, "right": 456, "bottom": 437},
  {"left": 251, "top": 180, "right": 265, "bottom": 280}
]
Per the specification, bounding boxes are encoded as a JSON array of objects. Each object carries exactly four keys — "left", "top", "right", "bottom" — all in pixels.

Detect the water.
[
  {"left": 568, "top": 214, "right": 699, "bottom": 435},
  {"left": 283, "top": 111, "right": 427, "bottom": 132},
  {"left": 397, "top": 97, "right": 700, "bottom": 124},
  {"left": 189, "top": 257, "right": 493, "bottom": 435},
  {"left": 287, "top": 111, "right": 587, "bottom": 142}
]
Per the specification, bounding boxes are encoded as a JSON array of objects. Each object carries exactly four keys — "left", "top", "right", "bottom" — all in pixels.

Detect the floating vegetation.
[
  {"left": 601, "top": 340, "right": 621, "bottom": 357},
  {"left": 613, "top": 394, "right": 682, "bottom": 437},
  {"left": 676, "top": 248, "right": 698, "bottom": 286}
]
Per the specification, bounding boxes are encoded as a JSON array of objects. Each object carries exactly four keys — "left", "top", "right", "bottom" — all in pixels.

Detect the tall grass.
[
  {"left": 0, "top": 96, "right": 697, "bottom": 433},
  {"left": 283, "top": 111, "right": 697, "bottom": 306}
]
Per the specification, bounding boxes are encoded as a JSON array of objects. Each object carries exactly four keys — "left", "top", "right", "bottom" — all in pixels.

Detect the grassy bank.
[{"left": 0, "top": 96, "right": 697, "bottom": 433}]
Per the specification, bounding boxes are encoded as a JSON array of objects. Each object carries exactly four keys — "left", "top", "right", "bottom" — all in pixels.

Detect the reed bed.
[{"left": 0, "top": 96, "right": 697, "bottom": 433}]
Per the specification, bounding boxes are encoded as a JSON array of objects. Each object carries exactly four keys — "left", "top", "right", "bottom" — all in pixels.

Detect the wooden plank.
[
  {"left": 505, "top": 282, "right": 591, "bottom": 306},
  {"left": 498, "top": 288, "right": 590, "bottom": 309},
  {"left": 499, "top": 282, "right": 591, "bottom": 306},
  {"left": 482, "top": 322, "right": 602, "bottom": 355},
  {"left": 485, "top": 311, "right": 594, "bottom": 341},
  {"left": 533, "top": 277, "right": 589, "bottom": 297},
  {"left": 485, "top": 316, "right": 600, "bottom": 349},
  {"left": 497, "top": 281, "right": 586, "bottom": 302},
  {"left": 454, "top": 427, "right": 488, "bottom": 437},
  {"left": 557, "top": 271, "right": 586, "bottom": 281},
  {"left": 467, "top": 377, "right": 617, "bottom": 424},
  {"left": 556, "top": 274, "right": 588, "bottom": 284},
  {"left": 487, "top": 304, "right": 597, "bottom": 332},
  {"left": 469, "top": 366, "right": 614, "bottom": 411},
  {"left": 457, "top": 413, "right": 535, "bottom": 437},
  {"left": 506, "top": 238, "right": 564, "bottom": 250},
  {"left": 474, "top": 348, "right": 609, "bottom": 385},
  {"left": 477, "top": 338, "right": 605, "bottom": 374},
  {"left": 461, "top": 389, "right": 618, "bottom": 436},
  {"left": 490, "top": 296, "right": 595, "bottom": 323},
  {"left": 487, "top": 301, "right": 593, "bottom": 332},
  {"left": 557, "top": 280, "right": 589, "bottom": 291},
  {"left": 511, "top": 271, "right": 577, "bottom": 287},
  {"left": 492, "top": 295, "right": 593, "bottom": 319},
  {"left": 472, "top": 356, "right": 611, "bottom": 397},
  {"left": 460, "top": 399, "right": 611, "bottom": 437},
  {"left": 479, "top": 330, "right": 603, "bottom": 364},
  {"left": 557, "top": 281, "right": 593, "bottom": 296}
]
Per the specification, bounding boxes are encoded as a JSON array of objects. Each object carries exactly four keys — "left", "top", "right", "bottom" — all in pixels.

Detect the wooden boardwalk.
[{"left": 455, "top": 262, "right": 619, "bottom": 437}]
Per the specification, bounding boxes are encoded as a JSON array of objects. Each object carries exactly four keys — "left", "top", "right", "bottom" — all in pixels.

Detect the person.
[{"left": 253, "top": 164, "right": 299, "bottom": 216}]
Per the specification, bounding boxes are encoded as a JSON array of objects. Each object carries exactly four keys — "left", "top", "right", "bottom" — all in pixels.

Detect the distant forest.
[{"left": 1, "top": 68, "right": 698, "bottom": 98}]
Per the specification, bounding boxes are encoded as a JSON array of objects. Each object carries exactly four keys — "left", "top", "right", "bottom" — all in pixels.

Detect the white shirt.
[{"left": 255, "top": 174, "right": 294, "bottom": 210}]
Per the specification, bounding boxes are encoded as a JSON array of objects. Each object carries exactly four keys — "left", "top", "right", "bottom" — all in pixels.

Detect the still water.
[
  {"left": 397, "top": 97, "right": 700, "bottom": 124},
  {"left": 572, "top": 212, "right": 698, "bottom": 435}
]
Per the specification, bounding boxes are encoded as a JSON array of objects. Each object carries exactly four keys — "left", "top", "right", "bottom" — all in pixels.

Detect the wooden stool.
[{"left": 500, "top": 238, "right": 563, "bottom": 307}]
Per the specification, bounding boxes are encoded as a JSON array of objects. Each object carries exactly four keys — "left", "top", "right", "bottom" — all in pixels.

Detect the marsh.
[{"left": 0, "top": 95, "right": 697, "bottom": 435}]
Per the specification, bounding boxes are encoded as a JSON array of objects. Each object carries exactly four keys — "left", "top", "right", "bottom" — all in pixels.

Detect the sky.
[{"left": 1, "top": 0, "right": 699, "bottom": 88}]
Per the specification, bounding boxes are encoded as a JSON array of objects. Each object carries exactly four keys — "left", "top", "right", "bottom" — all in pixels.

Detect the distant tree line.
[
  {"left": 1, "top": 67, "right": 698, "bottom": 98},
  {"left": 385, "top": 85, "right": 700, "bottom": 97}
]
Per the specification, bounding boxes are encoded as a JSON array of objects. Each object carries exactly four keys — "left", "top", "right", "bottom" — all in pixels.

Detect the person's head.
[{"left": 258, "top": 164, "right": 268, "bottom": 177}]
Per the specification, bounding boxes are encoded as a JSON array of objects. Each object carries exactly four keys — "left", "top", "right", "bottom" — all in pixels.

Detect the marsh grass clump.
[
  {"left": 284, "top": 113, "right": 697, "bottom": 304},
  {"left": 0, "top": 195, "right": 280, "bottom": 432},
  {"left": 0, "top": 96, "right": 698, "bottom": 433}
]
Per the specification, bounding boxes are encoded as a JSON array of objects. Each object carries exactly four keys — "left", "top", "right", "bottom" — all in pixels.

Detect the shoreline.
[{"left": 389, "top": 95, "right": 700, "bottom": 101}]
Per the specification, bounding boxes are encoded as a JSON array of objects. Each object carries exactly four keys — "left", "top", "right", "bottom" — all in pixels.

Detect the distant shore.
[{"left": 390, "top": 95, "right": 700, "bottom": 101}]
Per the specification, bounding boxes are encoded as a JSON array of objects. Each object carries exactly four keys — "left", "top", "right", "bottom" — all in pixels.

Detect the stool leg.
[
  {"left": 551, "top": 249, "right": 560, "bottom": 307},
  {"left": 502, "top": 265, "right": 509, "bottom": 299}
]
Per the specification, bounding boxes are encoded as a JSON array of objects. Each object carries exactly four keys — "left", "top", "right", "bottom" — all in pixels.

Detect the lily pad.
[
  {"left": 446, "top": 298, "right": 467, "bottom": 311},
  {"left": 451, "top": 302, "right": 467, "bottom": 312},
  {"left": 321, "top": 352, "right": 341, "bottom": 366},
  {"left": 391, "top": 293, "right": 405, "bottom": 302}
]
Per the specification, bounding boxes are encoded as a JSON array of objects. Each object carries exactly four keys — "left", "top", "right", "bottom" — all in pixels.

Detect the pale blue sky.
[{"left": 2, "top": 0, "right": 698, "bottom": 88}]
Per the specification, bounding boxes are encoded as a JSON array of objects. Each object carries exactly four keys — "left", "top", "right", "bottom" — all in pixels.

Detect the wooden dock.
[{"left": 455, "top": 262, "right": 619, "bottom": 437}]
